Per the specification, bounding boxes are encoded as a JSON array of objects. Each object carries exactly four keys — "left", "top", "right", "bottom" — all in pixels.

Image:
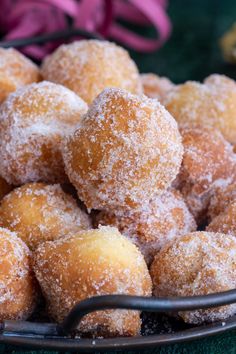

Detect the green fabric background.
[
  {"left": 2, "top": 0, "right": 236, "bottom": 352},
  {"left": 132, "top": 0, "right": 236, "bottom": 83}
]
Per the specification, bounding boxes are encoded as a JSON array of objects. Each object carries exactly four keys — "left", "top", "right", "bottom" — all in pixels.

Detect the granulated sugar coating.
[
  {"left": 141, "top": 73, "right": 174, "bottom": 102},
  {"left": 0, "top": 81, "right": 88, "bottom": 185},
  {"left": 0, "top": 227, "right": 38, "bottom": 321},
  {"left": 175, "top": 126, "right": 236, "bottom": 225},
  {"left": 150, "top": 231, "right": 236, "bottom": 325},
  {"left": 95, "top": 189, "right": 196, "bottom": 265},
  {"left": 208, "top": 182, "right": 236, "bottom": 221},
  {"left": 41, "top": 40, "right": 142, "bottom": 104},
  {"left": 164, "top": 74, "right": 236, "bottom": 144},
  {"left": 0, "top": 176, "right": 12, "bottom": 200},
  {"left": 63, "top": 88, "right": 183, "bottom": 211},
  {"left": 0, "top": 183, "right": 91, "bottom": 250},
  {"left": 0, "top": 48, "right": 41, "bottom": 103},
  {"left": 33, "top": 226, "right": 152, "bottom": 337},
  {"left": 207, "top": 201, "right": 236, "bottom": 236}
]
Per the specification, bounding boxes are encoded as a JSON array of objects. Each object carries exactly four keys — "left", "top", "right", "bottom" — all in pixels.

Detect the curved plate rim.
[{"left": 1, "top": 315, "right": 236, "bottom": 352}]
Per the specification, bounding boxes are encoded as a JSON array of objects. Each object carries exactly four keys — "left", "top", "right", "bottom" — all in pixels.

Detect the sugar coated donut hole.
[
  {"left": 33, "top": 226, "right": 152, "bottom": 337},
  {"left": 0, "top": 176, "right": 12, "bottom": 200},
  {"left": 0, "top": 48, "right": 41, "bottom": 103},
  {"left": 0, "top": 81, "right": 88, "bottom": 185},
  {"left": 141, "top": 73, "right": 174, "bottom": 102},
  {"left": 0, "top": 227, "right": 37, "bottom": 321},
  {"left": 175, "top": 126, "right": 236, "bottom": 224},
  {"left": 41, "top": 40, "right": 142, "bottom": 104},
  {"left": 207, "top": 201, "right": 236, "bottom": 236},
  {"left": 208, "top": 182, "right": 236, "bottom": 221},
  {"left": 0, "top": 183, "right": 91, "bottom": 250},
  {"left": 63, "top": 88, "right": 183, "bottom": 211},
  {"left": 95, "top": 189, "right": 196, "bottom": 265},
  {"left": 150, "top": 231, "right": 236, "bottom": 324},
  {"left": 164, "top": 74, "right": 236, "bottom": 144}
]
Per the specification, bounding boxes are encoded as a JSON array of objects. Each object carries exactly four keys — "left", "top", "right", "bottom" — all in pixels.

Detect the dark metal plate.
[
  {"left": 0, "top": 315, "right": 235, "bottom": 352},
  {"left": 0, "top": 292, "right": 235, "bottom": 352}
]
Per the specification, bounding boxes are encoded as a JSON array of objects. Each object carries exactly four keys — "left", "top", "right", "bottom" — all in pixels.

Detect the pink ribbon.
[{"left": 0, "top": 0, "right": 171, "bottom": 59}]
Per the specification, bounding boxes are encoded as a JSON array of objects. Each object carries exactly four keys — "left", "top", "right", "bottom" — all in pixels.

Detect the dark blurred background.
[
  {"left": 131, "top": 0, "right": 236, "bottom": 83},
  {"left": 2, "top": 0, "right": 236, "bottom": 84}
]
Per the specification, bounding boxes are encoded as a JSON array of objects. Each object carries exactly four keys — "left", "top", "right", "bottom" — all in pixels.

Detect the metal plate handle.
[
  {"left": 0, "top": 28, "right": 103, "bottom": 49},
  {"left": 59, "top": 290, "right": 236, "bottom": 335}
]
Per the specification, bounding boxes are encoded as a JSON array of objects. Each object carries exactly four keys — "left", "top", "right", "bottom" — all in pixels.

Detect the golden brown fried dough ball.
[
  {"left": 33, "top": 226, "right": 152, "bottom": 337},
  {"left": 175, "top": 126, "right": 236, "bottom": 224},
  {"left": 0, "top": 183, "right": 91, "bottom": 250},
  {"left": 0, "top": 227, "right": 37, "bottom": 320},
  {"left": 150, "top": 231, "right": 236, "bottom": 324},
  {"left": 164, "top": 74, "right": 236, "bottom": 144},
  {"left": 0, "top": 48, "right": 41, "bottom": 103},
  {"left": 41, "top": 40, "right": 142, "bottom": 104},
  {"left": 0, "top": 81, "right": 88, "bottom": 185},
  {"left": 141, "top": 73, "right": 174, "bottom": 102},
  {"left": 220, "top": 23, "right": 236, "bottom": 64},
  {"left": 0, "top": 176, "right": 12, "bottom": 200},
  {"left": 63, "top": 88, "right": 183, "bottom": 211},
  {"left": 208, "top": 182, "right": 236, "bottom": 221},
  {"left": 95, "top": 189, "right": 196, "bottom": 265},
  {"left": 207, "top": 201, "right": 236, "bottom": 236}
]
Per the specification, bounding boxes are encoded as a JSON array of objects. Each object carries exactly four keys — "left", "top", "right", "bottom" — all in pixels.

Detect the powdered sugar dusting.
[
  {"left": 0, "top": 183, "right": 91, "bottom": 250},
  {"left": 207, "top": 200, "right": 236, "bottom": 236},
  {"left": 0, "top": 81, "right": 88, "bottom": 185},
  {"left": 150, "top": 231, "right": 236, "bottom": 324},
  {"left": 33, "top": 226, "right": 151, "bottom": 336},
  {"left": 141, "top": 73, "right": 174, "bottom": 102},
  {"left": 0, "top": 48, "right": 40, "bottom": 102},
  {"left": 63, "top": 88, "right": 183, "bottom": 211},
  {"left": 164, "top": 74, "right": 236, "bottom": 144},
  {"left": 95, "top": 189, "right": 196, "bottom": 264},
  {"left": 208, "top": 182, "right": 236, "bottom": 221},
  {"left": 41, "top": 40, "right": 142, "bottom": 104},
  {"left": 0, "top": 227, "right": 37, "bottom": 320},
  {"left": 175, "top": 126, "right": 236, "bottom": 224}
]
